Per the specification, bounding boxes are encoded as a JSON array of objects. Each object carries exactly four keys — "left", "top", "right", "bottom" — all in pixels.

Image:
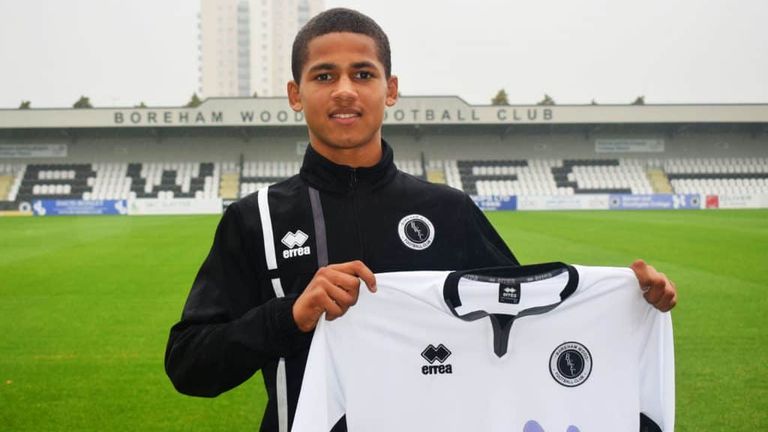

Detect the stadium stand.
[
  {"left": 85, "top": 163, "right": 132, "bottom": 200},
  {"left": 559, "top": 159, "right": 653, "bottom": 195},
  {"left": 453, "top": 158, "right": 653, "bottom": 196},
  {"left": 219, "top": 162, "right": 240, "bottom": 200},
  {"left": 426, "top": 160, "right": 454, "bottom": 188},
  {"left": 395, "top": 159, "right": 424, "bottom": 178},
  {"left": 17, "top": 164, "right": 92, "bottom": 201},
  {"left": 127, "top": 162, "right": 218, "bottom": 199},
  {"left": 9, "top": 159, "right": 425, "bottom": 201},
  {"left": 8, "top": 157, "right": 768, "bottom": 201},
  {"left": 240, "top": 160, "right": 302, "bottom": 197},
  {"left": 1, "top": 97, "right": 765, "bottom": 213},
  {"left": 0, "top": 163, "right": 24, "bottom": 201},
  {"left": 13, "top": 162, "right": 220, "bottom": 202},
  {"left": 239, "top": 159, "right": 424, "bottom": 197},
  {"left": 665, "top": 157, "right": 768, "bottom": 196}
]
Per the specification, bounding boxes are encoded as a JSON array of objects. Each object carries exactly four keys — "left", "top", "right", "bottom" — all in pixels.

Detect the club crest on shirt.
[
  {"left": 549, "top": 342, "right": 592, "bottom": 387},
  {"left": 398, "top": 214, "right": 434, "bottom": 250}
]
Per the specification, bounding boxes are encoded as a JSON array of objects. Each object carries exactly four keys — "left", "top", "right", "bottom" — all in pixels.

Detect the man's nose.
[{"left": 332, "top": 75, "right": 357, "bottom": 101}]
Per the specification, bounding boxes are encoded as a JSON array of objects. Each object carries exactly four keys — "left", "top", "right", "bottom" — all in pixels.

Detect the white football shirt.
[{"left": 292, "top": 263, "right": 674, "bottom": 432}]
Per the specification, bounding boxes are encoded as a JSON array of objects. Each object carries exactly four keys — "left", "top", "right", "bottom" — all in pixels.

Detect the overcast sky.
[{"left": 0, "top": 0, "right": 766, "bottom": 108}]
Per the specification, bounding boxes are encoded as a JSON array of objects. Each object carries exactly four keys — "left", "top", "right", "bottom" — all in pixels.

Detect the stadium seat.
[
  {"left": 7, "top": 156, "right": 765, "bottom": 203},
  {"left": 435, "top": 157, "right": 663, "bottom": 196},
  {"left": 666, "top": 157, "right": 768, "bottom": 195}
]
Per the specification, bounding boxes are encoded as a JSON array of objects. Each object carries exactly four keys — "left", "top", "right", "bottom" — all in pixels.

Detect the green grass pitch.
[{"left": 0, "top": 210, "right": 766, "bottom": 431}]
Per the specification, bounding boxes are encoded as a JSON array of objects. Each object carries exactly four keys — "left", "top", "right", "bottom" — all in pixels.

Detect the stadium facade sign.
[
  {"left": 112, "top": 109, "right": 305, "bottom": 126},
  {"left": 0, "top": 143, "right": 67, "bottom": 158},
  {"left": 1, "top": 96, "right": 767, "bottom": 129},
  {"left": 595, "top": 139, "right": 665, "bottom": 153},
  {"left": 382, "top": 106, "right": 553, "bottom": 123},
  {"left": 110, "top": 106, "right": 554, "bottom": 126}
]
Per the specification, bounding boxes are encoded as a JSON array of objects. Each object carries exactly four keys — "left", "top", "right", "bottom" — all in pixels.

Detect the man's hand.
[
  {"left": 630, "top": 259, "right": 677, "bottom": 312},
  {"left": 292, "top": 260, "right": 377, "bottom": 332}
]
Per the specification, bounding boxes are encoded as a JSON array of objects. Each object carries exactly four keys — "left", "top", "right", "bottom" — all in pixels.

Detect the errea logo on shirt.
[
  {"left": 281, "top": 230, "right": 311, "bottom": 259},
  {"left": 499, "top": 282, "right": 521, "bottom": 304},
  {"left": 420, "top": 344, "right": 453, "bottom": 375}
]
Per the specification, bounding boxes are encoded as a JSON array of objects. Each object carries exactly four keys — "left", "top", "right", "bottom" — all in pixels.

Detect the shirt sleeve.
[
  {"left": 460, "top": 195, "right": 520, "bottom": 268},
  {"left": 291, "top": 317, "right": 345, "bottom": 432},
  {"left": 164, "top": 201, "right": 312, "bottom": 397},
  {"left": 639, "top": 310, "right": 676, "bottom": 431}
]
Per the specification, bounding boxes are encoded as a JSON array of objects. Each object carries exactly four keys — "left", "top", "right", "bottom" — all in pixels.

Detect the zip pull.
[{"left": 349, "top": 168, "right": 358, "bottom": 189}]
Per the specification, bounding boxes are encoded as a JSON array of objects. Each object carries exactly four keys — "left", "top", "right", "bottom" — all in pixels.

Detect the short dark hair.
[{"left": 291, "top": 8, "right": 391, "bottom": 83}]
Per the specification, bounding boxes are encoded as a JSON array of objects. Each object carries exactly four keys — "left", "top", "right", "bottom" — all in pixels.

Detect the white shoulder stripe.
[
  {"left": 271, "top": 278, "right": 285, "bottom": 298},
  {"left": 258, "top": 187, "right": 277, "bottom": 271},
  {"left": 276, "top": 358, "right": 289, "bottom": 432},
  {"left": 258, "top": 186, "right": 288, "bottom": 432}
]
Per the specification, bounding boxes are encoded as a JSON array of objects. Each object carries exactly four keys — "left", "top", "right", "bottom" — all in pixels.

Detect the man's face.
[{"left": 288, "top": 32, "right": 398, "bottom": 165}]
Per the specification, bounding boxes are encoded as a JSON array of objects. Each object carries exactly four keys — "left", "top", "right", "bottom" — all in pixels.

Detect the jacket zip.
[{"left": 349, "top": 168, "right": 365, "bottom": 261}]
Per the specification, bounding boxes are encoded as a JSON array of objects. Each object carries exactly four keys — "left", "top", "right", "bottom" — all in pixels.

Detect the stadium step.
[
  {"left": 220, "top": 172, "right": 240, "bottom": 200},
  {"left": 426, "top": 168, "right": 447, "bottom": 185},
  {"left": 647, "top": 168, "right": 673, "bottom": 193},
  {"left": 0, "top": 175, "right": 13, "bottom": 200}
]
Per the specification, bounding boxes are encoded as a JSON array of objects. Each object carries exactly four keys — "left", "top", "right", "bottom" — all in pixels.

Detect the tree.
[
  {"left": 491, "top": 89, "right": 509, "bottom": 106},
  {"left": 135, "top": 102, "right": 148, "bottom": 108},
  {"left": 590, "top": 99, "right": 598, "bottom": 105},
  {"left": 537, "top": 94, "right": 555, "bottom": 106},
  {"left": 252, "top": 91, "right": 259, "bottom": 98},
  {"left": 73, "top": 96, "right": 93, "bottom": 109},
  {"left": 631, "top": 96, "right": 645, "bottom": 105},
  {"left": 185, "top": 93, "right": 202, "bottom": 108},
  {"left": 18, "top": 100, "right": 31, "bottom": 109}
]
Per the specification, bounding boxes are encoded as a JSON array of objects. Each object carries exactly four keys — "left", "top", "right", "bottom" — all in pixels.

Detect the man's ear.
[
  {"left": 385, "top": 75, "right": 399, "bottom": 107},
  {"left": 287, "top": 80, "right": 302, "bottom": 111}
]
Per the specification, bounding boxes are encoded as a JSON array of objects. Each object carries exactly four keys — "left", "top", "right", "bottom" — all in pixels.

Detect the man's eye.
[
  {"left": 315, "top": 73, "right": 332, "bottom": 81},
  {"left": 355, "top": 71, "right": 373, "bottom": 79}
]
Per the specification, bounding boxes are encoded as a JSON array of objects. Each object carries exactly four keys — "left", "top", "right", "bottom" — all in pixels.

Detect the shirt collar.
[
  {"left": 299, "top": 139, "right": 398, "bottom": 194},
  {"left": 442, "top": 263, "right": 579, "bottom": 357}
]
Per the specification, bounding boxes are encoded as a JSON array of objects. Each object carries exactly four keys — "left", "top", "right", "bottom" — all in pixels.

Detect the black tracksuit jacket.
[{"left": 165, "top": 141, "right": 519, "bottom": 431}]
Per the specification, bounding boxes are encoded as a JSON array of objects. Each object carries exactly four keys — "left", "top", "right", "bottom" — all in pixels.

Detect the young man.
[{"left": 165, "top": 8, "right": 677, "bottom": 432}]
